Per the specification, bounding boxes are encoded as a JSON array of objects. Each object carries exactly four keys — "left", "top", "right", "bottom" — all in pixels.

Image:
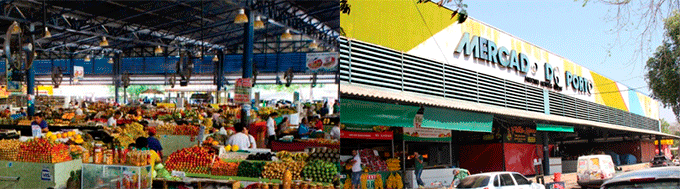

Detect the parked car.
[
  {"left": 577, "top": 155, "right": 617, "bottom": 189},
  {"left": 650, "top": 155, "right": 675, "bottom": 167},
  {"left": 456, "top": 171, "right": 545, "bottom": 189},
  {"left": 600, "top": 167, "right": 680, "bottom": 189}
]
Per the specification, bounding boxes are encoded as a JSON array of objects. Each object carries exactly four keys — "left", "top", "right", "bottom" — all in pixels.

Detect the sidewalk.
[{"left": 527, "top": 163, "right": 650, "bottom": 189}]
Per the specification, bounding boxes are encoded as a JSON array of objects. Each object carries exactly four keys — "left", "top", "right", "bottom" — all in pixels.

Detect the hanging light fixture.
[
  {"left": 254, "top": 16, "right": 264, "bottom": 30},
  {"left": 10, "top": 21, "right": 21, "bottom": 34},
  {"left": 281, "top": 29, "right": 292, "bottom": 40},
  {"left": 234, "top": 8, "right": 248, "bottom": 24},
  {"left": 154, "top": 45, "right": 163, "bottom": 54},
  {"left": 212, "top": 54, "right": 219, "bottom": 62},
  {"left": 44, "top": 27, "right": 51, "bottom": 38},
  {"left": 309, "top": 40, "right": 318, "bottom": 50},
  {"left": 100, "top": 36, "right": 109, "bottom": 47},
  {"left": 108, "top": 57, "right": 114, "bottom": 64},
  {"left": 84, "top": 55, "right": 91, "bottom": 62},
  {"left": 33, "top": 52, "right": 37, "bottom": 57}
]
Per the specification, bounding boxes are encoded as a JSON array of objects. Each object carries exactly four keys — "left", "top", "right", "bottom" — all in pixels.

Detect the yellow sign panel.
[
  {"left": 654, "top": 139, "right": 674, "bottom": 145},
  {"left": 37, "top": 86, "right": 54, "bottom": 96}
]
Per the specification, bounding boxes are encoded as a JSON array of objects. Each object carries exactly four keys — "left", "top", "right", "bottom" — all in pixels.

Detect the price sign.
[
  {"left": 234, "top": 78, "right": 252, "bottom": 104},
  {"left": 32, "top": 124, "right": 41, "bottom": 137}
]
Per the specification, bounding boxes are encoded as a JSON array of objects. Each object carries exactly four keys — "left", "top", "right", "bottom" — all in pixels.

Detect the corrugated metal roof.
[{"left": 341, "top": 82, "right": 680, "bottom": 139}]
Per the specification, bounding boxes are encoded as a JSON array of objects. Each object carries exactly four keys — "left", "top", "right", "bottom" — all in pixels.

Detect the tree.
[
  {"left": 581, "top": 0, "right": 680, "bottom": 64},
  {"left": 646, "top": 11, "right": 680, "bottom": 123}
]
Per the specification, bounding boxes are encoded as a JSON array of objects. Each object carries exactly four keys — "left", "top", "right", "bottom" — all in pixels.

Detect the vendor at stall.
[
  {"left": 227, "top": 123, "right": 251, "bottom": 150},
  {"left": 330, "top": 124, "right": 340, "bottom": 140},
  {"left": 147, "top": 127, "right": 163, "bottom": 157},
  {"left": 32, "top": 113, "right": 49, "bottom": 132},
  {"left": 277, "top": 117, "right": 290, "bottom": 138},
  {"left": 266, "top": 112, "right": 279, "bottom": 147},
  {"left": 298, "top": 117, "right": 312, "bottom": 138},
  {"left": 107, "top": 111, "right": 122, "bottom": 128},
  {"left": 350, "top": 150, "right": 362, "bottom": 189}
]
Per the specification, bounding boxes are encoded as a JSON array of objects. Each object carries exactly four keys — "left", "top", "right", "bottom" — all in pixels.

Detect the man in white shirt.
[
  {"left": 227, "top": 123, "right": 251, "bottom": 150},
  {"left": 266, "top": 112, "right": 279, "bottom": 147},
  {"left": 248, "top": 134, "right": 257, "bottom": 149},
  {"left": 107, "top": 111, "right": 122, "bottom": 128},
  {"left": 350, "top": 150, "right": 362, "bottom": 189},
  {"left": 330, "top": 124, "right": 341, "bottom": 140}
]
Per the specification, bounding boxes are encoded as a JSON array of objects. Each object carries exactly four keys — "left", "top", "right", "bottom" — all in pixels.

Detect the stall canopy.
[
  {"left": 341, "top": 99, "right": 418, "bottom": 127},
  {"left": 536, "top": 123, "right": 574, "bottom": 133},
  {"left": 423, "top": 107, "right": 493, "bottom": 133}
]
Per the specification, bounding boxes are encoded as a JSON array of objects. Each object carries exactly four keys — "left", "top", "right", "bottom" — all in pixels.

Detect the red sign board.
[
  {"left": 234, "top": 78, "right": 252, "bottom": 103},
  {"left": 341, "top": 130, "right": 393, "bottom": 140}
]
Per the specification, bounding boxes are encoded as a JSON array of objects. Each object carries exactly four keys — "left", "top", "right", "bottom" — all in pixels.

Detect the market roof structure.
[{"left": 0, "top": 0, "right": 339, "bottom": 59}]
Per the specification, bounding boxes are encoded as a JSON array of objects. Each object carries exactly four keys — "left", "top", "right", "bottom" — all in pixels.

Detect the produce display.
[
  {"left": 307, "top": 147, "right": 340, "bottom": 163},
  {"left": 236, "top": 161, "right": 267, "bottom": 178},
  {"left": 211, "top": 161, "right": 240, "bottom": 176},
  {"left": 262, "top": 159, "right": 306, "bottom": 180},
  {"left": 359, "top": 149, "right": 387, "bottom": 172},
  {"left": 165, "top": 146, "right": 216, "bottom": 174},
  {"left": 17, "top": 138, "right": 72, "bottom": 163},
  {"left": 0, "top": 139, "right": 20, "bottom": 160},
  {"left": 385, "top": 173, "right": 403, "bottom": 189},
  {"left": 246, "top": 152, "right": 275, "bottom": 161},
  {"left": 385, "top": 158, "right": 401, "bottom": 171},
  {"left": 302, "top": 160, "right": 338, "bottom": 183}
]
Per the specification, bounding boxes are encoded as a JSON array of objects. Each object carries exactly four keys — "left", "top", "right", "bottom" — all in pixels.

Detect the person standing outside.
[
  {"left": 350, "top": 150, "right": 362, "bottom": 189},
  {"left": 266, "top": 112, "right": 279, "bottom": 148},
  {"left": 414, "top": 151, "right": 425, "bottom": 188}
]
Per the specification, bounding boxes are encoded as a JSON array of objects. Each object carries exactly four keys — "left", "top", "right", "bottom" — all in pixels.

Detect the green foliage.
[
  {"left": 107, "top": 85, "right": 163, "bottom": 99},
  {"left": 646, "top": 11, "right": 680, "bottom": 123}
]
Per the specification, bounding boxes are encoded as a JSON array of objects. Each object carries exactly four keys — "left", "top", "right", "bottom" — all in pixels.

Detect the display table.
[
  {"left": 157, "top": 134, "right": 199, "bottom": 157},
  {"left": 81, "top": 163, "right": 153, "bottom": 189},
  {"left": 271, "top": 141, "right": 339, "bottom": 152},
  {"left": 0, "top": 159, "right": 82, "bottom": 189}
]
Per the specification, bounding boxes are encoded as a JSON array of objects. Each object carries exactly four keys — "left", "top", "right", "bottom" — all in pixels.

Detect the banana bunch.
[
  {"left": 386, "top": 158, "right": 401, "bottom": 171},
  {"left": 386, "top": 173, "right": 403, "bottom": 189},
  {"left": 360, "top": 173, "right": 368, "bottom": 189},
  {"left": 276, "top": 151, "right": 295, "bottom": 161},
  {"left": 343, "top": 179, "right": 352, "bottom": 189},
  {"left": 374, "top": 174, "right": 384, "bottom": 189},
  {"left": 293, "top": 152, "right": 309, "bottom": 161}
]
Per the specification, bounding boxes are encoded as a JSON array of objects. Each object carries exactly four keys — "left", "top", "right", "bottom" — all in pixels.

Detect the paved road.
[{"left": 528, "top": 163, "right": 650, "bottom": 189}]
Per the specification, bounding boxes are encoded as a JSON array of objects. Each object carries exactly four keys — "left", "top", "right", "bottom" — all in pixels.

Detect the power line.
[{"left": 412, "top": 1, "right": 450, "bottom": 65}]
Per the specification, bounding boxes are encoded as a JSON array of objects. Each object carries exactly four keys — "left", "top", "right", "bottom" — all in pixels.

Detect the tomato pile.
[
  {"left": 211, "top": 161, "right": 240, "bottom": 176},
  {"left": 165, "top": 146, "right": 215, "bottom": 174},
  {"left": 17, "top": 138, "right": 72, "bottom": 163}
]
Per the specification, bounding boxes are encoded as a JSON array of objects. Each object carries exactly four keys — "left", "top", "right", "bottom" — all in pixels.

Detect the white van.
[{"left": 577, "top": 155, "right": 616, "bottom": 188}]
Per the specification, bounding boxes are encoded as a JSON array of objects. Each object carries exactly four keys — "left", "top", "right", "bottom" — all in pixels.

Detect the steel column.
[
  {"left": 27, "top": 24, "right": 36, "bottom": 116},
  {"left": 217, "top": 50, "right": 224, "bottom": 103},
  {"left": 240, "top": 6, "right": 254, "bottom": 124},
  {"left": 542, "top": 132, "right": 550, "bottom": 175},
  {"left": 114, "top": 53, "right": 120, "bottom": 103}
]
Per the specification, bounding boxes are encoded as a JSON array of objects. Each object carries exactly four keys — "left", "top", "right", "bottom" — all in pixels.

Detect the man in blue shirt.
[
  {"left": 31, "top": 113, "right": 49, "bottom": 132},
  {"left": 147, "top": 127, "right": 163, "bottom": 157}
]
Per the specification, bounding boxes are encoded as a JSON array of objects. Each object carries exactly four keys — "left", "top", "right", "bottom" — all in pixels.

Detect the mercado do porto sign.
[{"left": 454, "top": 32, "right": 592, "bottom": 95}]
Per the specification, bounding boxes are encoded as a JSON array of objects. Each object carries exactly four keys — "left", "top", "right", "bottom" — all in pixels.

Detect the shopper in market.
[
  {"left": 350, "top": 150, "right": 362, "bottom": 189},
  {"left": 134, "top": 137, "right": 162, "bottom": 167},
  {"left": 276, "top": 117, "right": 290, "bottom": 138},
  {"left": 147, "top": 127, "right": 163, "bottom": 158},
  {"left": 32, "top": 113, "right": 49, "bottom": 132},
  {"left": 414, "top": 151, "right": 425, "bottom": 188},
  {"left": 18, "top": 107, "right": 26, "bottom": 117},
  {"left": 227, "top": 123, "right": 251, "bottom": 150},
  {"left": 74, "top": 102, "right": 84, "bottom": 116},
  {"left": 266, "top": 112, "right": 279, "bottom": 147}
]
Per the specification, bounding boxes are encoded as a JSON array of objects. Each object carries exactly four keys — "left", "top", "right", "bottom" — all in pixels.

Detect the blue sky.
[{"left": 454, "top": 0, "right": 675, "bottom": 123}]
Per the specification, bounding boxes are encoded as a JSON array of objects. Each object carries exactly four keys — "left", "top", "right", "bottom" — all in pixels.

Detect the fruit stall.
[
  {"left": 155, "top": 143, "right": 342, "bottom": 189},
  {"left": 0, "top": 135, "right": 84, "bottom": 189}
]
